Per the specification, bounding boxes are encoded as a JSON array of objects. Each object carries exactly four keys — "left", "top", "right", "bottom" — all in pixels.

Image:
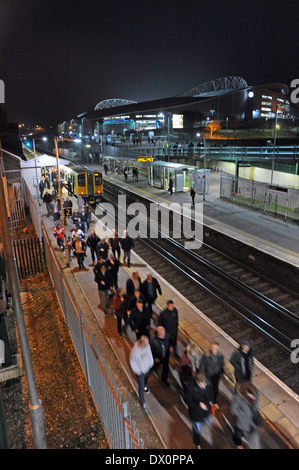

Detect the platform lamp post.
[
  {"left": 203, "top": 133, "right": 206, "bottom": 201},
  {"left": 271, "top": 104, "right": 279, "bottom": 185},
  {"left": 33, "top": 136, "right": 48, "bottom": 203}
]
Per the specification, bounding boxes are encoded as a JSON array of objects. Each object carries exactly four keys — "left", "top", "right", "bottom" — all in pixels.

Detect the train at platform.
[{"left": 58, "top": 162, "right": 103, "bottom": 205}]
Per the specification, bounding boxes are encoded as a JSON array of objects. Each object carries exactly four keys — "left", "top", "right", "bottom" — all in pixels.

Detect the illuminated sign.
[{"left": 172, "top": 114, "right": 183, "bottom": 129}]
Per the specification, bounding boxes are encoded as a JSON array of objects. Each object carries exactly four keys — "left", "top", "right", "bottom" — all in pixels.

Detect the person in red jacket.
[{"left": 53, "top": 224, "right": 65, "bottom": 250}]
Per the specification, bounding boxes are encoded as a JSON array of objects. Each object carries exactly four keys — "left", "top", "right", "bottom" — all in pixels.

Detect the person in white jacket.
[{"left": 130, "top": 335, "right": 154, "bottom": 410}]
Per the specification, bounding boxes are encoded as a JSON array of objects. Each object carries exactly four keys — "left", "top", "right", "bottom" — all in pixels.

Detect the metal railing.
[
  {"left": 103, "top": 142, "right": 299, "bottom": 162},
  {"left": 41, "top": 226, "right": 143, "bottom": 448},
  {"left": 220, "top": 174, "right": 299, "bottom": 222}
]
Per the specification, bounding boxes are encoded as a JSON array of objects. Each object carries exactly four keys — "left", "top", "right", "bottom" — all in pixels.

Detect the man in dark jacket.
[
  {"left": 128, "top": 289, "right": 145, "bottom": 314},
  {"left": 142, "top": 273, "right": 162, "bottom": 317},
  {"left": 106, "top": 254, "right": 119, "bottom": 290},
  {"left": 96, "top": 238, "right": 110, "bottom": 261},
  {"left": 199, "top": 342, "right": 224, "bottom": 410},
  {"left": 126, "top": 272, "right": 142, "bottom": 300},
  {"left": 108, "top": 229, "right": 121, "bottom": 260},
  {"left": 86, "top": 231, "right": 100, "bottom": 265},
  {"left": 122, "top": 230, "right": 134, "bottom": 267},
  {"left": 43, "top": 191, "right": 52, "bottom": 216},
  {"left": 150, "top": 326, "right": 171, "bottom": 386},
  {"left": 158, "top": 300, "right": 179, "bottom": 358},
  {"left": 95, "top": 265, "right": 111, "bottom": 314},
  {"left": 129, "top": 299, "right": 151, "bottom": 340},
  {"left": 184, "top": 372, "right": 213, "bottom": 449},
  {"left": 230, "top": 340, "right": 254, "bottom": 384}
]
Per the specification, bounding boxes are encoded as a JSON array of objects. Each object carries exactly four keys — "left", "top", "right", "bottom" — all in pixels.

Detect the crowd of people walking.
[{"left": 45, "top": 186, "right": 262, "bottom": 450}]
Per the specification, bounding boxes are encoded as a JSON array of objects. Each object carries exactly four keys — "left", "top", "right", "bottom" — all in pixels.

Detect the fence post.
[
  {"left": 80, "top": 312, "right": 90, "bottom": 386},
  {"left": 122, "top": 402, "right": 131, "bottom": 449}
]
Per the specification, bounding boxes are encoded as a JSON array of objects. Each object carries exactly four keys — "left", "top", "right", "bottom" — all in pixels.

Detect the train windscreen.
[
  {"left": 95, "top": 173, "right": 102, "bottom": 186},
  {"left": 77, "top": 174, "right": 86, "bottom": 186}
]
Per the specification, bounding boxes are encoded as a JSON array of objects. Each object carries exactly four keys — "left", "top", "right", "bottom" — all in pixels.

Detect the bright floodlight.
[{"left": 74, "top": 139, "right": 82, "bottom": 143}]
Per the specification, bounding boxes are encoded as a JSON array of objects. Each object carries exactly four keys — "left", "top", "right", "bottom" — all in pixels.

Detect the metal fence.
[
  {"left": 12, "top": 238, "right": 44, "bottom": 278},
  {"left": 220, "top": 174, "right": 299, "bottom": 222}
]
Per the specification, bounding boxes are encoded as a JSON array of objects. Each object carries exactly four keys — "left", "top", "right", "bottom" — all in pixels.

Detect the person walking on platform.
[
  {"left": 230, "top": 381, "right": 261, "bottom": 449},
  {"left": 72, "top": 209, "right": 81, "bottom": 227},
  {"left": 53, "top": 178, "right": 58, "bottom": 192},
  {"left": 168, "top": 176, "right": 173, "bottom": 195},
  {"left": 130, "top": 335, "right": 154, "bottom": 410},
  {"left": 108, "top": 229, "right": 121, "bottom": 260},
  {"left": 96, "top": 238, "right": 110, "bottom": 261},
  {"left": 53, "top": 223, "right": 65, "bottom": 250},
  {"left": 230, "top": 339, "right": 254, "bottom": 384},
  {"left": 39, "top": 179, "right": 45, "bottom": 199},
  {"left": 199, "top": 342, "right": 224, "bottom": 410},
  {"left": 142, "top": 273, "right": 162, "bottom": 318},
  {"left": 106, "top": 254, "right": 119, "bottom": 290},
  {"left": 95, "top": 264, "right": 111, "bottom": 314},
  {"left": 126, "top": 271, "right": 142, "bottom": 300},
  {"left": 76, "top": 218, "right": 86, "bottom": 235},
  {"left": 83, "top": 202, "right": 92, "bottom": 229},
  {"left": 150, "top": 326, "right": 171, "bottom": 387},
  {"left": 129, "top": 299, "right": 151, "bottom": 340},
  {"left": 121, "top": 230, "right": 134, "bottom": 267},
  {"left": 71, "top": 226, "right": 85, "bottom": 241},
  {"left": 184, "top": 372, "right": 213, "bottom": 449},
  {"left": 178, "top": 343, "right": 198, "bottom": 396},
  {"left": 79, "top": 208, "right": 88, "bottom": 234},
  {"left": 190, "top": 187, "right": 195, "bottom": 206},
  {"left": 86, "top": 231, "right": 100, "bottom": 265},
  {"left": 43, "top": 191, "right": 52, "bottom": 216},
  {"left": 77, "top": 194, "right": 84, "bottom": 212},
  {"left": 67, "top": 180, "right": 72, "bottom": 196},
  {"left": 113, "top": 288, "right": 129, "bottom": 337},
  {"left": 53, "top": 198, "right": 60, "bottom": 222},
  {"left": 128, "top": 289, "right": 145, "bottom": 315},
  {"left": 72, "top": 235, "right": 86, "bottom": 270},
  {"left": 158, "top": 300, "right": 179, "bottom": 359}
]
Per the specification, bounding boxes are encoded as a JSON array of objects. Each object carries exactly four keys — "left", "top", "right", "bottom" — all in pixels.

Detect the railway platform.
[
  {"left": 99, "top": 165, "right": 299, "bottom": 264},
  {"left": 39, "top": 179, "right": 299, "bottom": 449}
]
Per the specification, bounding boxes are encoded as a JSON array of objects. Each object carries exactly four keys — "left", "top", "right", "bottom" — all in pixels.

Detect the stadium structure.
[{"left": 69, "top": 76, "right": 292, "bottom": 141}]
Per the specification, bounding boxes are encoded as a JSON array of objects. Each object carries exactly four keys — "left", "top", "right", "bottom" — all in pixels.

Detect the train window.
[
  {"left": 95, "top": 173, "right": 102, "bottom": 186},
  {"left": 78, "top": 174, "right": 86, "bottom": 186}
]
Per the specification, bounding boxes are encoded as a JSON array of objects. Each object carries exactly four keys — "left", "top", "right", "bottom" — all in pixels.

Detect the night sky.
[{"left": 1, "top": 0, "right": 299, "bottom": 126}]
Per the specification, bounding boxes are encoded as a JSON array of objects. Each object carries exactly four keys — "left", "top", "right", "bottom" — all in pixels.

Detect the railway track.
[{"left": 98, "top": 187, "right": 299, "bottom": 394}]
